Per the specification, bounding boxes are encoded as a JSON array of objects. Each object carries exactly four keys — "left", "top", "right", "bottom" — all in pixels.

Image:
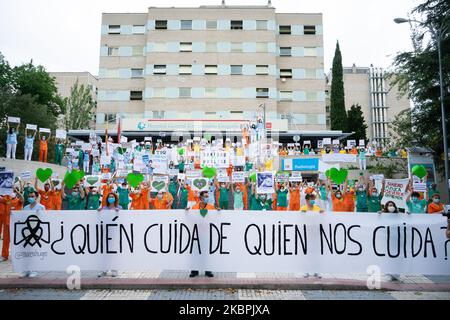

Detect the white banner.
[
  {"left": 26, "top": 124, "right": 37, "bottom": 130},
  {"left": 322, "top": 154, "right": 357, "bottom": 163},
  {"left": 381, "top": 179, "right": 409, "bottom": 209},
  {"left": 10, "top": 211, "right": 450, "bottom": 274}
]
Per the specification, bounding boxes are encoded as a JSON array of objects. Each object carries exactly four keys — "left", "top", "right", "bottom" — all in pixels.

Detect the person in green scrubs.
[
  {"left": 355, "top": 176, "right": 368, "bottom": 213},
  {"left": 215, "top": 180, "right": 230, "bottom": 210},
  {"left": 250, "top": 184, "right": 272, "bottom": 211},
  {"left": 168, "top": 177, "right": 179, "bottom": 209},
  {"left": 62, "top": 184, "right": 86, "bottom": 210},
  {"left": 406, "top": 191, "right": 427, "bottom": 214},
  {"left": 55, "top": 140, "right": 65, "bottom": 166},
  {"left": 178, "top": 157, "right": 185, "bottom": 173},
  {"left": 367, "top": 180, "right": 385, "bottom": 213},
  {"left": 275, "top": 182, "right": 289, "bottom": 211},
  {"left": 22, "top": 182, "right": 36, "bottom": 206},
  {"left": 245, "top": 161, "right": 253, "bottom": 172},
  {"left": 116, "top": 182, "right": 130, "bottom": 209},
  {"left": 85, "top": 187, "right": 101, "bottom": 210},
  {"left": 178, "top": 181, "right": 189, "bottom": 209}
]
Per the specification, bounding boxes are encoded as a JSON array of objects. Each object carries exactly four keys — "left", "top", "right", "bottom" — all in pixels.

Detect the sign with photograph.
[
  {"left": 256, "top": 172, "right": 275, "bottom": 194},
  {"left": 0, "top": 171, "right": 14, "bottom": 195}
]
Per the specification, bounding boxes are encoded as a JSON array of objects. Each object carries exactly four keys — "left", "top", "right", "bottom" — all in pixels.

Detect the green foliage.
[
  {"left": 368, "top": 158, "right": 408, "bottom": 179},
  {"left": 346, "top": 104, "right": 368, "bottom": 141},
  {"left": 64, "top": 80, "right": 96, "bottom": 130},
  {"left": 330, "top": 41, "right": 348, "bottom": 131},
  {"left": 389, "top": 0, "right": 449, "bottom": 167},
  {"left": 388, "top": 109, "right": 416, "bottom": 147}
]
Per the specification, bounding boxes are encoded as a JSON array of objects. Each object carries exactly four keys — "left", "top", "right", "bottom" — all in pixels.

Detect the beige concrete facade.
[
  {"left": 49, "top": 72, "right": 98, "bottom": 99},
  {"left": 97, "top": 5, "right": 326, "bottom": 132},
  {"left": 325, "top": 65, "right": 410, "bottom": 145}
]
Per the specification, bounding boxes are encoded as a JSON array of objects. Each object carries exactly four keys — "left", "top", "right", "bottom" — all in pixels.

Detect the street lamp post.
[{"left": 395, "top": 17, "right": 449, "bottom": 202}]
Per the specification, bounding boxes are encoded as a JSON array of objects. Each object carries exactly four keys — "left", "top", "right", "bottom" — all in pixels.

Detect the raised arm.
[{"left": 79, "top": 184, "right": 85, "bottom": 199}]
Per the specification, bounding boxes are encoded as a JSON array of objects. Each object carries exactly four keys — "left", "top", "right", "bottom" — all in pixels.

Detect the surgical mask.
[
  {"left": 157, "top": 194, "right": 163, "bottom": 200},
  {"left": 260, "top": 196, "right": 266, "bottom": 201},
  {"left": 236, "top": 189, "right": 241, "bottom": 193},
  {"left": 336, "top": 194, "right": 342, "bottom": 199},
  {"left": 107, "top": 197, "right": 115, "bottom": 204},
  {"left": 72, "top": 192, "right": 78, "bottom": 197},
  {"left": 28, "top": 197, "right": 36, "bottom": 204},
  {"left": 388, "top": 206, "right": 396, "bottom": 213},
  {"left": 433, "top": 198, "right": 440, "bottom": 204}
]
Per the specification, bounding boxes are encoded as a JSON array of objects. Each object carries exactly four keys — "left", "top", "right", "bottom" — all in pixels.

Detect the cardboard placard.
[
  {"left": 232, "top": 171, "right": 246, "bottom": 183},
  {"left": 289, "top": 171, "right": 302, "bottom": 182},
  {"left": 151, "top": 175, "right": 168, "bottom": 192},
  {"left": 40, "top": 128, "right": 51, "bottom": 133},
  {"left": 7, "top": 117, "right": 20, "bottom": 123},
  {"left": 26, "top": 124, "right": 37, "bottom": 130},
  {"left": 56, "top": 129, "right": 67, "bottom": 139},
  {"left": 323, "top": 138, "right": 332, "bottom": 145}
]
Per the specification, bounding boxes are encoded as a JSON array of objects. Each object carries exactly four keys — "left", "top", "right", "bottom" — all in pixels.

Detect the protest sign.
[
  {"left": 347, "top": 140, "right": 357, "bottom": 148},
  {"left": 7, "top": 117, "right": 20, "bottom": 123},
  {"left": 332, "top": 140, "right": 339, "bottom": 145},
  {"left": 91, "top": 149, "right": 100, "bottom": 157},
  {"left": 0, "top": 171, "right": 14, "bottom": 195},
  {"left": 276, "top": 172, "right": 289, "bottom": 183},
  {"left": 381, "top": 179, "right": 409, "bottom": 209},
  {"left": 20, "top": 171, "right": 32, "bottom": 180},
  {"left": 256, "top": 172, "right": 274, "bottom": 194},
  {"left": 323, "top": 138, "right": 332, "bottom": 145},
  {"left": 84, "top": 175, "right": 101, "bottom": 188},
  {"left": 100, "top": 155, "right": 111, "bottom": 166},
  {"left": 232, "top": 171, "right": 245, "bottom": 183},
  {"left": 359, "top": 140, "right": 365, "bottom": 147},
  {"left": 55, "top": 129, "right": 67, "bottom": 140},
  {"left": 75, "top": 141, "right": 84, "bottom": 146},
  {"left": 26, "top": 124, "right": 37, "bottom": 130},
  {"left": 413, "top": 176, "right": 427, "bottom": 192},
  {"left": 151, "top": 176, "right": 168, "bottom": 192},
  {"left": 317, "top": 140, "right": 324, "bottom": 149},
  {"left": 11, "top": 211, "right": 449, "bottom": 274},
  {"left": 177, "top": 173, "right": 186, "bottom": 181},
  {"left": 289, "top": 171, "right": 302, "bottom": 182},
  {"left": 168, "top": 169, "right": 179, "bottom": 176},
  {"left": 217, "top": 172, "right": 229, "bottom": 183},
  {"left": 191, "top": 177, "right": 209, "bottom": 192},
  {"left": 40, "top": 128, "right": 51, "bottom": 133},
  {"left": 151, "top": 151, "right": 168, "bottom": 174}
]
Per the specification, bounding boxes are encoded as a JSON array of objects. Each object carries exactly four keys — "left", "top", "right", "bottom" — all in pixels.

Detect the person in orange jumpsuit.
[
  {"left": 151, "top": 190, "right": 174, "bottom": 210},
  {"left": 289, "top": 182, "right": 301, "bottom": 211},
  {"left": 38, "top": 132, "right": 50, "bottom": 163},
  {"left": 101, "top": 182, "right": 114, "bottom": 208},
  {"left": 52, "top": 182, "right": 64, "bottom": 210},
  {"left": 35, "top": 178, "right": 55, "bottom": 210},
  {"left": 129, "top": 187, "right": 144, "bottom": 210},
  {"left": 140, "top": 182, "right": 150, "bottom": 210},
  {"left": 0, "top": 190, "right": 24, "bottom": 261}
]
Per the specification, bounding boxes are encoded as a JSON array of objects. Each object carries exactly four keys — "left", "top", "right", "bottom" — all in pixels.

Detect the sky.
[{"left": 0, "top": 0, "right": 421, "bottom": 75}]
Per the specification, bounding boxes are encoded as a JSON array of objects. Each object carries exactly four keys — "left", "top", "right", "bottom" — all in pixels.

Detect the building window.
[
  {"left": 206, "top": 20, "right": 217, "bottom": 29},
  {"left": 205, "top": 42, "right": 217, "bottom": 52},
  {"left": 230, "top": 65, "right": 243, "bottom": 75},
  {"left": 304, "top": 47, "right": 317, "bottom": 57},
  {"left": 132, "top": 25, "right": 145, "bottom": 34},
  {"left": 256, "top": 20, "right": 268, "bottom": 30},
  {"left": 154, "top": 42, "right": 167, "bottom": 52},
  {"left": 280, "top": 69, "right": 292, "bottom": 79},
  {"left": 280, "top": 91, "right": 293, "bottom": 101},
  {"left": 305, "top": 69, "right": 316, "bottom": 79},
  {"left": 180, "top": 42, "right": 192, "bottom": 52},
  {"left": 256, "top": 88, "right": 269, "bottom": 98},
  {"left": 180, "top": 20, "right": 192, "bottom": 30},
  {"left": 230, "top": 88, "right": 243, "bottom": 98},
  {"left": 108, "top": 25, "right": 121, "bottom": 34},
  {"left": 280, "top": 47, "right": 292, "bottom": 56},
  {"left": 155, "top": 20, "right": 167, "bottom": 30},
  {"left": 153, "top": 111, "right": 165, "bottom": 119},
  {"left": 132, "top": 46, "right": 144, "bottom": 56},
  {"left": 325, "top": 106, "right": 330, "bottom": 113},
  {"left": 131, "top": 68, "right": 144, "bottom": 78},
  {"left": 306, "top": 114, "right": 318, "bottom": 124},
  {"left": 231, "top": 20, "right": 243, "bottom": 30},
  {"left": 205, "top": 88, "right": 217, "bottom": 98},
  {"left": 304, "top": 25, "right": 316, "bottom": 35},
  {"left": 154, "top": 65, "right": 166, "bottom": 75},
  {"left": 153, "top": 88, "right": 165, "bottom": 98},
  {"left": 107, "top": 47, "right": 119, "bottom": 56},
  {"left": 105, "top": 113, "right": 117, "bottom": 123},
  {"left": 179, "top": 87, "right": 191, "bottom": 98},
  {"left": 306, "top": 92, "right": 317, "bottom": 101},
  {"left": 205, "top": 65, "right": 218, "bottom": 75},
  {"left": 106, "top": 69, "right": 119, "bottom": 78},
  {"left": 279, "top": 25, "right": 291, "bottom": 35},
  {"left": 231, "top": 42, "right": 243, "bottom": 52},
  {"left": 256, "top": 42, "right": 267, "bottom": 53},
  {"left": 256, "top": 65, "right": 269, "bottom": 75},
  {"left": 130, "top": 91, "right": 143, "bottom": 101},
  {"left": 179, "top": 65, "right": 192, "bottom": 75}
]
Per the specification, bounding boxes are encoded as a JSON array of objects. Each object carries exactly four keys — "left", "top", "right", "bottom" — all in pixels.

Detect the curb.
[{"left": 1, "top": 278, "right": 449, "bottom": 292}]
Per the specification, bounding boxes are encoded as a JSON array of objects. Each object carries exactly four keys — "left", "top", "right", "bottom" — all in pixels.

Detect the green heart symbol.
[
  {"left": 178, "top": 148, "right": 185, "bottom": 156},
  {"left": 202, "top": 167, "right": 216, "bottom": 179},
  {"left": 117, "top": 147, "right": 126, "bottom": 155},
  {"left": 36, "top": 168, "right": 53, "bottom": 183},
  {"left": 63, "top": 170, "right": 85, "bottom": 189},
  {"left": 200, "top": 208, "right": 208, "bottom": 217},
  {"left": 412, "top": 165, "right": 427, "bottom": 179},
  {"left": 152, "top": 181, "right": 166, "bottom": 191},
  {"left": 127, "top": 173, "right": 144, "bottom": 188},
  {"left": 86, "top": 176, "right": 99, "bottom": 186},
  {"left": 249, "top": 173, "right": 257, "bottom": 183},
  {"left": 329, "top": 168, "right": 348, "bottom": 185},
  {"left": 325, "top": 169, "right": 331, "bottom": 178},
  {"left": 193, "top": 178, "right": 207, "bottom": 190},
  {"left": 52, "top": 180, "right": 60, "bottom": 187}
]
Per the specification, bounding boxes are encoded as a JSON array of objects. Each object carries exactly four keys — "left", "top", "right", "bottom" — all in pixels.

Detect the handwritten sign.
[
  {"left": 381, "top": 179, "right": 409, "bottom": 209},
  {"left": 232, "top": 171, "right": 245, "bottom": 183},
  {"left": 26, "top": 124, "right": 37, "bottom": 130}
]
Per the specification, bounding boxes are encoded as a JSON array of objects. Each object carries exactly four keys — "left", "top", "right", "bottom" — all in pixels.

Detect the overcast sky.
[{"left": 0, "top": 0, "right": 420, "bottom": 75}]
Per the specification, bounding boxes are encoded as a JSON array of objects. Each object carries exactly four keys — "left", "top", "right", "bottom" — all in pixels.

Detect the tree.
[
  {"left": 389, "top": 0, "right": 449, "bottom": 168},
  {"left": 346, "top": 104, "right": 368, "bottom": 142},
  {"left": 330, "top": 41, "right": 348, "bottom": 131},
  {"left": 388, "top": 109, "right": 416, "bottom": 148},
  {"left": 64, "top": 81, "right": 96, "bottom": 130}
]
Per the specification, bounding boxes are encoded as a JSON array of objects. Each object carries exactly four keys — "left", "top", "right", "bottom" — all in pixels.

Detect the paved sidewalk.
[{"left": 1, "top": 259, "right": 449, "bottom": 291}]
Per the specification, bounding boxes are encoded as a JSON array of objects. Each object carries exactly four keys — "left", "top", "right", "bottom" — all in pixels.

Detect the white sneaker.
[
  {"left": 28, "top": 271, "right": 39, "bottom": 278},
  {"left": 313, "top": 273, "right": 322, "bottom": 279},
  {"left": 303, "top": 273, "right": 310, "bottom": 278},
  {"left": 110, "top": 270, "right": 118, "bottom": 278},
  {"left": 97, "top": 271, "right": 107, "bottom": 278}
]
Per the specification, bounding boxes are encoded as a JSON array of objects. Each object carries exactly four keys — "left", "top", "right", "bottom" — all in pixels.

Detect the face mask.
[
  {"left": 388, "top": 206, "right": 396, "bottom": 213},
  {"left": 358, "top": 188, "right": 364, "bottom": 192},
  {"left": 107, "top": 198, "right": 115, "bottom": 204},
  {"left": 336, "top": 194, "right": 342, "bottom": 199},
  {"left": 28, "top": 198, "right": 36, "bottom": 204},
  {"left": 260, "top": 196, "right": 266, "bottom": 201},
  {"left": 236, "top": 189, "right": 241, "bottom": 193},
  {"left": 11, "top": 194, "right": 16, "bottom": 199},
  {"left": 433, "top": 198, "right": 440, "bottom": 204},
  {"left": 157, "top": 194, "right": 163, "bottom": 200},
  {"left": 72, "top": 192, "right": 78, "bottom": 197},
  {"left": 310, "top": 200, "right": 316, "bottom": 206},
  {"left": 280, "top": 188, "right": 285, "bottom": 191}
]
